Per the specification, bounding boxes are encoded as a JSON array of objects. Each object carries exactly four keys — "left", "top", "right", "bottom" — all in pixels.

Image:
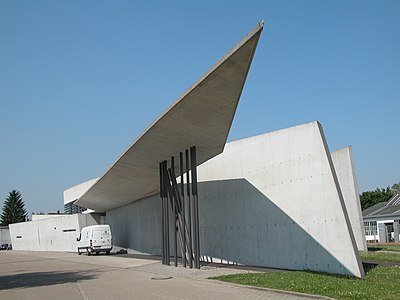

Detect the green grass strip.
[
  {"left": 367, "top": 244, "right": 400, "bottom": 253},
  {"left": 360, "top": 250, "right": 400, "bottom": 263},
  {"left": 211, "top": 266, "right": 400, "bottom": 300}
]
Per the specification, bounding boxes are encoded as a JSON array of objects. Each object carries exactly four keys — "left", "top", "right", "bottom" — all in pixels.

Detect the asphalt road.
[{"left": 0, "top": 251, "right": 329, "bottom": 299}]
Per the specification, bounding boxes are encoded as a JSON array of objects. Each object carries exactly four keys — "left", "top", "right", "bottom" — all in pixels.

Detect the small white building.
[{"left": 362, "top": 194, "right": 400, "bottom": 243}]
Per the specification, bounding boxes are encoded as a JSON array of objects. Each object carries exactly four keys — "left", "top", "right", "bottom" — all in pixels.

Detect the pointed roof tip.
[{"left": 259, "top": 19, "right": 265, "bottom": 28}]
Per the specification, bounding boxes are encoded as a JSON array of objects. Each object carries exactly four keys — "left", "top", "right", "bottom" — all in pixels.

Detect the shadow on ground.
[
  {"left": 0, "top": 270, "right": 98, "bottom": 290},
  {"left": 367, "top": 246, "right": 383, "bottom": 252}
]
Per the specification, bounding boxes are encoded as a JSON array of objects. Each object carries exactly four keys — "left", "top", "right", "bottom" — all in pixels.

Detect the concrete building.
[
  {"left": 8, "top": 22, "right": 365, "bottom": 278},
  {"left": 102, "top": 122, "right": 364, "bottom": 277},
  {"left": 363, "top": 193, "right": 400, "bottom": 243}
]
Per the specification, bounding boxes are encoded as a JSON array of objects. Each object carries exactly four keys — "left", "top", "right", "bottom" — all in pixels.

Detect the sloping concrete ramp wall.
[
  {"left": 331, "top": 146, "right": 367, "bottom": 251},
  {"left": 107, "top": 121, "right": 364, "bottom": 278},
  {"left": 197, "top": 121, "right": 363, "bottom": 277}
]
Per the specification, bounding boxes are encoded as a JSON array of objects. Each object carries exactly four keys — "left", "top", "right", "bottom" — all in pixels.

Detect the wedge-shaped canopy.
[{"left": 76, "top": 22, "right": 263, "bottom": 211}]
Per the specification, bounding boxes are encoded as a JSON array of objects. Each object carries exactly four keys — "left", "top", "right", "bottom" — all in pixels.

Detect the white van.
[{"left": 76, "top": 225, "right": 113, "bottom": 255}]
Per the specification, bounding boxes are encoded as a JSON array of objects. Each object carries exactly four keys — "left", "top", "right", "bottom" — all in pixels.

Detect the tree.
[
  {"left": 0, "top": 190, "right": 28, "bottom": 226},
  {"left": 391, "top": 182, "right": 400, "bottom": 194},
  {"left": 360, "top": 187, "right": 394, "bottom": 211}
]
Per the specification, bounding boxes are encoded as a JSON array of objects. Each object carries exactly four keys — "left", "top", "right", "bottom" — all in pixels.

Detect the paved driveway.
[{"left": 0, "top": 251, "right": 328, "bottom": 299}]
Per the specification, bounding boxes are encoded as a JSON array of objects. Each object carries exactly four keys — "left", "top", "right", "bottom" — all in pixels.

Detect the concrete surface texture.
[
  {"left": 196, "top": 121, "right": 364, "bottom": 277},
  {"left": 9, "top": 214, "right": 98, "bottom": 252},
  {"left": 106, "top": 121, "right": 364, "bottom": 277},
  {"left": 331, "top": 146, "right": 367, "bottom": 251},
  {"left": 76, "top": 22, "right": 263, "bottom": 212},
  {"left": 0, "top": 250, "right": 331, "bottom": 300}
]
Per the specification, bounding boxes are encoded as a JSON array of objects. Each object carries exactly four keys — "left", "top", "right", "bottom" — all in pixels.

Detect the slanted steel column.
[
  {"left": 185, "top": 149, "right": 193, "bottom": 268},
  {"left": 160, "top": 160, "right": 170, "bottom": 265},
  {"left": 190, "top": 146, "right": 200, "bottom": 269},
  {"left": 159, "top": 162, "right": 164, "bottom": 265},
  {"left": 159, "top": 146, "right": 199, "bottom": 269},
  {"left": 164, "top": 161, "right": 170, "bottom": 266},
  {"left": 180, "top": 152, "right": 187, "bottom": 267},
  {"left": 169, "top": 157, "right": 178, "bottom": 267}
]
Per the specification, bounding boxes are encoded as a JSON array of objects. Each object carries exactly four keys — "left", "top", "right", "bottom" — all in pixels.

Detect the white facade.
[{"left": 9, "top": 214, "right": 99, "bottom": 252}]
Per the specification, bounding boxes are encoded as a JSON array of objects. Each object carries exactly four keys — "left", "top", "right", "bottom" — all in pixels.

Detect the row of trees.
[
  {"left": 0, "top": 190, "right": 27, "bottom": 226},
  {"left": 360, "top": 182, "right": 400, "bottom": 211}
]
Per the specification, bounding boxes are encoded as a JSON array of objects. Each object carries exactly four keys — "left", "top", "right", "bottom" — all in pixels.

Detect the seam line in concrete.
[{"left": 77, "top": 281, "right": 89, "bottom": 300}]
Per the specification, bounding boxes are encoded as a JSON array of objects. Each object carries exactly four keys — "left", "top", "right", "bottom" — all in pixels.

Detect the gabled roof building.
[{"left": 363, "top": 194, "right": 400, "bottom": 243}]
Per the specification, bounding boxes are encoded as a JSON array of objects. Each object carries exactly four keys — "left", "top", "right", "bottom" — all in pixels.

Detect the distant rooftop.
[{"left": 363, "top": 193, "right": 400, "bottom": 220}]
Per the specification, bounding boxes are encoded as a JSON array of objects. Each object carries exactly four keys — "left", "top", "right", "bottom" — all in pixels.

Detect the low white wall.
[
  {"left": 107, "top": 121, "right": 364, "bottom": 277},
  {"left": 9, "top": 214, "right": 99, "bottom": 252},
  {"left": 32, "top": 214, "right": 66, "bottom": 221},
  {"left": 331, "top": 147, "right": 367, "bottom": 251}
]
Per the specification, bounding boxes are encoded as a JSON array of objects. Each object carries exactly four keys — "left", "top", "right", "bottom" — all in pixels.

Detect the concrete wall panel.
[
  {"left": 196, "top": 121, "right": 363, "bottom": 277},
  {"left": 106, "top": 195, "right": 162, "bottom": 255},
  {"left": 331, "top": 147, "right": 367, "bottom": 251}
]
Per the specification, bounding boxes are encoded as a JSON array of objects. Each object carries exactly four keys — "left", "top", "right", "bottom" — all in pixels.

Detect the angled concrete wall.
[
  {"left": 106, "top": 121, "right": 364, "bottom": 277},
  {"left": 331, "top": 146, "right": 367, "bottom": 251},
  {"left": 9, "top": 214, "right": 98, "bottom": 252},
  {"left": 195, "top": 121, "right": 363, "bottom": 277},
  {"left": 64, "top": 178, "right": 99, "bottom": 205}
]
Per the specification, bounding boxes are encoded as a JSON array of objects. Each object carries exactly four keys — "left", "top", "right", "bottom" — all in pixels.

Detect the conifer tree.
[{"left": 0, "top": 190, "right": 27, "bottom": 226}]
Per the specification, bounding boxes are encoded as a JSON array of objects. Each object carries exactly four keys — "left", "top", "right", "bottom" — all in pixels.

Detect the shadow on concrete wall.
[
  {"left": 107, "top": 178, "right": 360, "bottom": 276},
  {"left": 0, "top": 270, "right": 98, "bottom": 290},
  {"left": 199, "top": 178, "right": 357, "bottom": 276}
]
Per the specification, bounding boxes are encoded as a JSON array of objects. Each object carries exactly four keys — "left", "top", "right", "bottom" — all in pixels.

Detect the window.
[{"left": 364, "top": 221, "right": 377, "bottom": 236}]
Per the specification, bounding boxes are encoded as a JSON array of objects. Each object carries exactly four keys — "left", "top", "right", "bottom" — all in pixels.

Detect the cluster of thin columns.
[{"left": 159, "top": 146, "right": 200, "bottom": 268}]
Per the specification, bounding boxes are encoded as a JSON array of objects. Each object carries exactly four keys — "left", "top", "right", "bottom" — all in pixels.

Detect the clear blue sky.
[{"left": 1, "top": 0, "right": 399, "bottom": 214}]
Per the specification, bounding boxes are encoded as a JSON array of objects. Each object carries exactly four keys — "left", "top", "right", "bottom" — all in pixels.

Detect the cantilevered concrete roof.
[{"left": 76, "top": 22, "right": 264, "bottom": 212}]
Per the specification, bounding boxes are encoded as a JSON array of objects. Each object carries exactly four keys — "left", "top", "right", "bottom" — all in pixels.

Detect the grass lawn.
[
  {"left": 212, "top": 266, "right": 400, "bottom": 300},
  {"left": 360, "top": 243, "right": 400, "bottom": 262},
  {"left": 212, "top": 244, "right": 400, "bottom": 299},
  {"left": 367, "top": 243, "right": 400, "bottom": 253},
  {"left": 360, "top": 250, "right": 400, "bottom": 263}
]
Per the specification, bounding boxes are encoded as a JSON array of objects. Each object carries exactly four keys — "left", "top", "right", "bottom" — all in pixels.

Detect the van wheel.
[
  {"left": 78, "top": 249, "right": 82, "bottom": 255},
  {"left": 106, "top": 251, "right": 110, "bottom": 255},
  {"left": 95, "top": 251, "right": 99, "bottom": 255}
]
